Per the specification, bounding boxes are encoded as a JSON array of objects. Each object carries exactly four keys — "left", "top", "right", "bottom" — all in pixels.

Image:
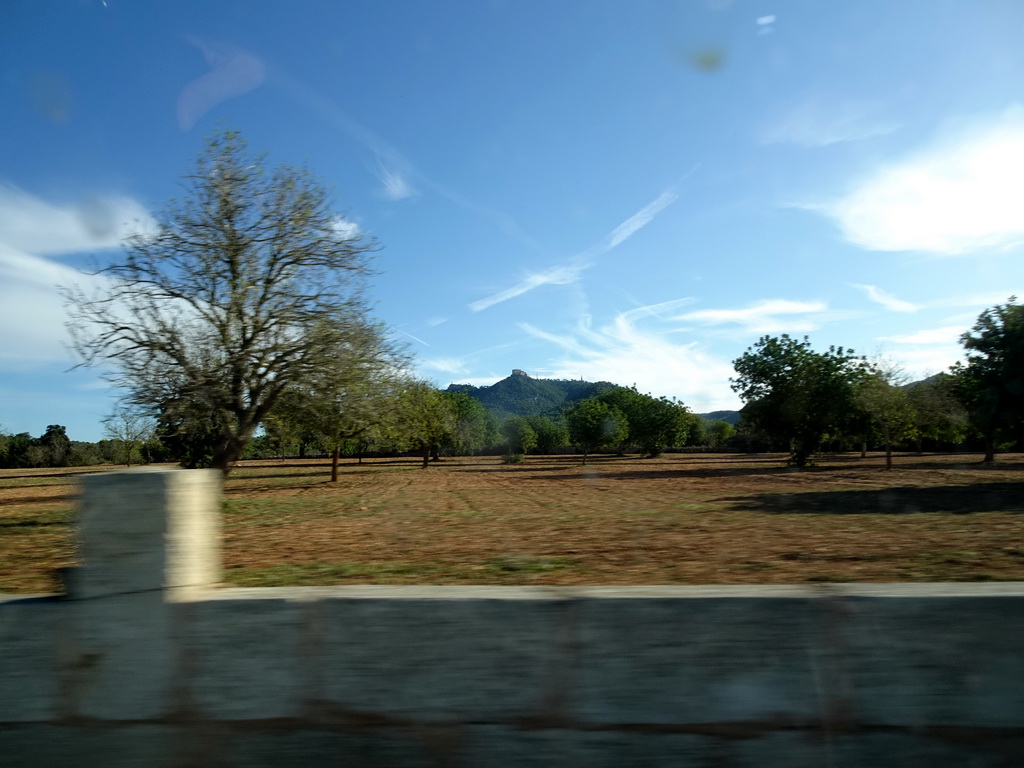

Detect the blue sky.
[{"left": 3, "top": 0, "right": 1024, "bottom": 442}]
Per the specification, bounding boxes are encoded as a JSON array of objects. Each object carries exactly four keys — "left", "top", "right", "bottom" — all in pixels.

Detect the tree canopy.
[
  {"left": 65, "top": 131, "right": 378, "bottom": 473},
  {"left": 953, "top": 297, "right": 1024, "bottom": 461},
  {"left": 732, "top": 335, "right": 872, "bottom": 467}
]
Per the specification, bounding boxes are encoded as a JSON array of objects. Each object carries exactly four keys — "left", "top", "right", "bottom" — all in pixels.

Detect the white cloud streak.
[
  {"left": 818, "top": 105, "right": 1024, "bottom": 254},
  {"left": 469, "top": 186, "right": 681, "bottom": 312},
  {"left": 852, "top": 284, "right": 919, "bottom": 312},
  {"left": 0, "top": 186, "right": 154, "bottom": 370},
  {"left": 759, "top": 98, "right": 899, "bottom": 147},
  {"left": 875, "top": 325, "right": 966, "bottom": 380},
  {"left": 0, "top": 185, "right": 154, "bottom": 255},
  {"left": 518, "top": 300, "right": 738, "bottom": 412},
  {"left": 375, "top": 165, "right": 417, "bottom": 201},
  {"left": 676, "top": 299, "right": 828, "bottom": 335},
  {"left": 468, "top": 263, "right": 588, "bottom": 313}
]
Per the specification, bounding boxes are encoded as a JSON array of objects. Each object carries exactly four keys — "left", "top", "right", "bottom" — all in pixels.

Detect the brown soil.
[{"left": 3, "top": 452, "right": 1024, "bottom": 593}]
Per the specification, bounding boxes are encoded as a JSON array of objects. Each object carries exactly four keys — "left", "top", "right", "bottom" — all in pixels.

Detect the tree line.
[
  {"left": 37, "top": 130, "right": 1022, "bottom": 475},
  {"left": 730, "top": 297, "right": 1024, "bottom": 467}
]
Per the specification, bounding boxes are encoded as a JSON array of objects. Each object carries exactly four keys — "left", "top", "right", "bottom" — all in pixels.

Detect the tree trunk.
[
  {"left": 212, "top": 438, "right": 245, "bottom": 476},
  {"left": 860, "top": 441, "right": 867, "bottom": 459},
  {"left": 983, "top": 434, "right": 995, "bottom": 463},
  {"left": 885, "top": 442, "right": 893, "bottom": 470},
  {"left": 421, "top": 445, "right": 430, "bottom": 469},
  {"left": 331, "top": 444, "right": 340, "bottom": 482}
]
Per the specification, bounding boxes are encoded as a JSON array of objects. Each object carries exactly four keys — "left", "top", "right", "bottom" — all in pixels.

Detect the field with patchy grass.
[{"left": 3, "top": 452, "right": 1024, "bottom": 594}]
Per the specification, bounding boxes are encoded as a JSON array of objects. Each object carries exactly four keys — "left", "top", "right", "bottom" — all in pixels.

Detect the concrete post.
[
  {"left": 61, "top": 468, "right": 222, "bottom": 720},
  {"left": 71, "top": 467, "right": 222, "bottom": 600}
]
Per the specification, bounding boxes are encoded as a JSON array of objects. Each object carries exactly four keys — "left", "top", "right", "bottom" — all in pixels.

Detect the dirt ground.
[{"left": 3, "top": 451, "right": 1024, "bottom": 593}]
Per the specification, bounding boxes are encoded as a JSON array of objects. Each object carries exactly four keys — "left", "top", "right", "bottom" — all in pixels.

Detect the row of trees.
[
  {"left": 730, "top": 298, "right": 1023, "bottom": 467},
  {"left": 53, "top": 130, "right": 1021, "bottom": 475}
]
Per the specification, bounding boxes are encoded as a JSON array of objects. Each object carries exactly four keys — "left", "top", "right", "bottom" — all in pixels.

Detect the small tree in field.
[
  {"left": 732, "top": 335, "right": 871, "bottom": 467},
  {"left": 565, "top": 398, "right": 628, "bottom": 465},
  {"left": 65, "top": 131, "right": 377, "bottom": 475},
  {"left": 502, "top": 416, "right": 538, "bottom": 458},
  {"left": 102, "top": 405, "right": 155, "bottom": 467}
]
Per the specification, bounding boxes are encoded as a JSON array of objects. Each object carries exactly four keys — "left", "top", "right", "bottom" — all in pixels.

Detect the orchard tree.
[
  {"left": 65, "top": 131, "right": 376, "bottom": 474},
  {"left": 501, "top": 416, "right": 538, "bottom": 456},
  {"left": 101, "top": 405, "right": 155, "bottom": 467},
  {"left": 855, "top": 371, "right": 916, "bottom": 470},
  {"left": 732, "top": 335, "right": 872, "bottom": 467},
  {"left": 267, "top": 318, "right": 407, "bottom": 481},
  {"left": 442, "top": 391, "right": 498, "bottom": 456},
  {"left": 393, "top": 380, "right": 457, "bottom": 468},
  {"left": 595, "top": 386, "right": 694, "bottom": 457},
  {"left": 565, "top": 398, "right": 628, "bottom": 465},
  {"left": 953, "top": 298, "right": 1024, "bottom": 462},
  {"left": 523, "top": 414, "right": 568, "bottom": 454},
  {"left": 905, "top": 374, "right": 968, "bottom": 451}
]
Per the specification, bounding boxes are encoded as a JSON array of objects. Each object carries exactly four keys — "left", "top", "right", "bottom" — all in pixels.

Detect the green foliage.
[
  {"left": 699, "top": 418, "right": 736, "bottom": 448},
  {"left": 905, "top": 374, "right": 968, "bottom": 450},
  {"left": 523, "top": 415, "right": 568, "bottom": 454},
  {"left": 442, "top": 391, "right": 498, "bottom": 455},
  {"left": 448, "top": 373, "right": 615, "bottom": 418},
  {"left": 393, "top": 380, "right": 458, "bottom": 467},
  {"left": 732, "top": 335, "right": 872, "bottom": 467},
  {"left": 565, "top": 398, "right": 629, "bottom": 464},
  {"left": 501, "top": 416, "right": 538, "bottom": 455},
  {"left": 953, "top": 298, "right": 1024, "bottom": 460},
  {"left": 856, "top": 371, "right": 916, "bottom": 469},
  {"left": 596, "top": 386, "right": 696, "bottom": 457}
]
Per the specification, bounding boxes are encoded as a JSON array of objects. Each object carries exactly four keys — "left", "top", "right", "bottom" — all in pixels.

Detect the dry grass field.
[{"left": 3, "top": 451, "right": 1024, "bottom": 594}]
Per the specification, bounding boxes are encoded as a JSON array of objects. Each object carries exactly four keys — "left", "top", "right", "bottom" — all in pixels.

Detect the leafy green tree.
[
  {"left": 442, "top": 391, "right": 498, "bottom": 456},
  {"left": 393, "top": 380, "right": 457, "bottom": 468},
  {"left": 266, "top": 319, "right": 407, "bottom": 480},
  {"left": 501, "top": 416, "right": 538, "bottom": 456},
  {"left": 731, "top": 335, "right": 872, "bottom": 467},
  {"left": 38, "top": 425, "right": 72, "bottom": 468},
  {"left": 905, "top": 374, "right": 968, "bottom": 451},
  {"left": 595, "top": 386, "right": 695, "bottom": 456},
  {"left": 952, "top": 298, "right": 1024, "bottom": 462},
  {"left": 856, "top": 371, "right": 916, "bottom": 470},
  {"left": 65, "top": 131, "right": 376, "bottom": 474},
  {"left": 523, "top": 414, "right": 568, "bottom": 454},
  {"left": 565, "top": 398, "right": 628, "bottom": 465},
  {"left": 700, "top": 419, "right": 736, "bottom": 449}
]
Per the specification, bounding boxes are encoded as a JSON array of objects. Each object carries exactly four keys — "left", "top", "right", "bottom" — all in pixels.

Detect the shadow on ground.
[{"left": 720, "top": 482, "right": 1024, "bottom": 515}]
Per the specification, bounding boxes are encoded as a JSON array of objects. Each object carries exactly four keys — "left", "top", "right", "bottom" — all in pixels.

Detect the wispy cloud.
[
  {"left": 421, "top": 356, "right": 469, "bottom": 375},
  {"left": 375, "top": 164, "right": 417, "bottom": 201},
  {"left": 396, "top": 330, "right": 431, "bottom": 347},
  {"left": 0, "top": 185, "right": 154, "bottom": 255},
  {"left": 518, "top": 300, "right": 738, "bottom": 412},
  {"left": 852, "top": 284, "right": 919, "bottom": 312},
  {"left": 331, "top": 217, "right": 361, "bottom": 239},
  {"left": 875, "top": 325, "right": 965, "bottom": 379},
  {"left": 273, "top": 70, "right": 541, "bottom": 249},
  {"left": 815, "top": 105, "right": 1024, "bottom": 254},
  {"left": 758, "top": 97, "right": 899, "bottom": 147},
  {"left": 426, "top": 317, "right": 447, "bottom": 328},
  {"left": 879, "top": 326, "right": 963, "bottom": 345},
  {"left": 469, "top": 263, "right": 588, "bottom": 312},
  {"left": 0, "top": 186, "right": 154, "bottom": 370},
  {"left": 469, "top": 184, "right": 682, "bottom": 312},
  {"left": 676, "top": 299, "right": 828, "bottom": 335}
]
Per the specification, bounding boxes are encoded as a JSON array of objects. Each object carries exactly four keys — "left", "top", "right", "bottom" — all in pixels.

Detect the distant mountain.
[
  {"left": 447, "top": 370, "right": 616, "bottom": 417},
  {"left": 697, "top": 410, "right": 741, "bottom": 425}
]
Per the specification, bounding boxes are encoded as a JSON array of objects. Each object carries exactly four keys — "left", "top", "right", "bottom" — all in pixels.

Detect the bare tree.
[
  {"left": 101, "top": 405, "right": 154, "bottom": 467},
  {"left": 65, "top": 131, "right": 376, "bottom": 474}
]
